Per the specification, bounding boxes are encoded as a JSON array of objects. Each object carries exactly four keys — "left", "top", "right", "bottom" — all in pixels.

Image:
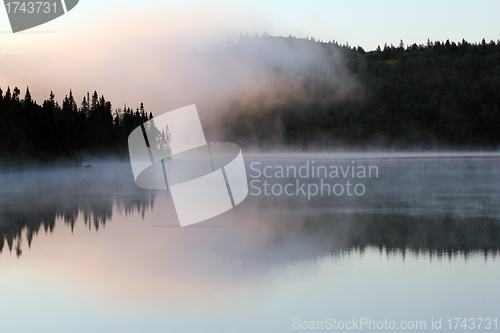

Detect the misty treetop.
[
  {"left": 0, "top": 88, "right": 152, "bottom": 166},
  {"left": 222, "top": 36, "right": 500, "bottom": 149}
]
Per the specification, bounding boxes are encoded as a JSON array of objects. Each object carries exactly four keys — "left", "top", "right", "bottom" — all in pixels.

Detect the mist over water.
[
  {"left": 0, "top": 162, "right": 154, "bottom": 255},
  {"left": 1, "top": 154, "right": 500, "bottom": 259},
  {"left": 1, "top": 154, "right": 500, "bottom": 332}
]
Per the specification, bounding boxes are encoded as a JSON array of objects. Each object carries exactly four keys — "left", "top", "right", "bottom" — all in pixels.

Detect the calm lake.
[{"left": 1, "top": 153, "right": 499, "bottom": 332}]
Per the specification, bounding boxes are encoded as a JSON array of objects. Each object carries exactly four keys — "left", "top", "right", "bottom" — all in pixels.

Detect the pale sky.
[
  {"left": 2, "top": 0, "right": 498, "bottom": 50},
  {"left": 0, "top": 0, "right": 498, "bottom": 115}
]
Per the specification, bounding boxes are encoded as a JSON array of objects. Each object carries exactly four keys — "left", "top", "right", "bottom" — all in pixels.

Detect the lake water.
[{"left": 1, "top": 154, "right": 499, "bottom": 332}]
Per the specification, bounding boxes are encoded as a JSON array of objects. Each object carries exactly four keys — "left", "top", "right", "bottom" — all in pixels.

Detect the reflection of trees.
[
  {"left": 0, "top": 192, "right": 155, "bottom": 257},
  {"left": 241, "top": 156, "right": 500, "bottom": 261},
  {"left": 0, "top": 165, "right": 156, "bottom": 257},
  {"left": 298, "top": 213, "right": 500, "bottom": 258}
]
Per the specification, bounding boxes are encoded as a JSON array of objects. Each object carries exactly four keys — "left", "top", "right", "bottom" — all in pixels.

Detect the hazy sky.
[
  {"left": 0, "top": 0, "right": 498, "bottom": 115},
  {"left": 2, "top": 0, "right": 498, "bottom": 50}
]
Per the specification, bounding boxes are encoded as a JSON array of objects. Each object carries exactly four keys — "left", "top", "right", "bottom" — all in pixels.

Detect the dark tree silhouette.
[
  {"left": 221, "top": 36, "right": 500, "bottom": 150},
  {"left": 0, "top": 89, "right": 150, "bottom": 167}
]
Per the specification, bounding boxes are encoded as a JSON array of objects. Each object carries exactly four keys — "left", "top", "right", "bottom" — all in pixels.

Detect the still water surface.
[{"left": 1, "top": 154, "right": 499, "bottom": 332}]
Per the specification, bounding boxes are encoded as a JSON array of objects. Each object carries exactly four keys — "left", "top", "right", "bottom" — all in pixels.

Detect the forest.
[
  {"left": 0, "top": 89, "right": 151, "bottom": 166},
  {"left": 222, "top": 36, "right": 500, "bottom": 149},
  {"left": 1, "top": 36, "right": 499, "bottom": 166}
]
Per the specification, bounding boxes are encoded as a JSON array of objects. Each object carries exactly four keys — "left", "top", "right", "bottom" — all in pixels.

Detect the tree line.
[
  {"left": 2, "top": 36, "right": 500, "bottom": 167},
  {"left": 0, "top": 88, "right": 152, "bottom": 166},
  {"left": 223, "top": 36, "right": 500, "bottom": 149}
]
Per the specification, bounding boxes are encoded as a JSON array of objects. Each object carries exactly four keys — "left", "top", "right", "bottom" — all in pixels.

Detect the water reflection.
[
  {"left": 1, "top": 157, "right": 500, "bottom": 260},
  {"left": 1, "top": 156, "right": 499, "bottom": 333},
  {"left": 0, "top": 162, "right": 155, "bottom": 256}
]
